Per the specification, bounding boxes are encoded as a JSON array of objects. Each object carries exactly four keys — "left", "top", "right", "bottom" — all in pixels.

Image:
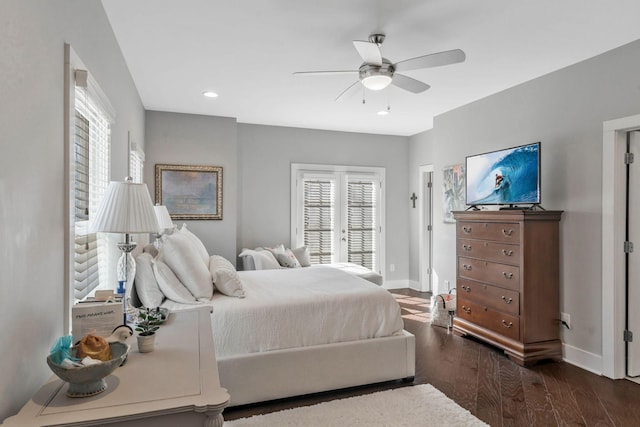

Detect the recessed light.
[
  {"left": 202, "top": 91, "right": 219, "bottom": 98},
  {"left": 377, "top": 109, "right": 390, "bottom": 116}
]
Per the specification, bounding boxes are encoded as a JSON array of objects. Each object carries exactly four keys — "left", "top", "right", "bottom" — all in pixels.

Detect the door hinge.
[
  {"left": 427, "top": 181, "right": 433, "bottom": 188},
  {"left": 624, "top": 241, "right": 634, "bottom": 253},
  {"left": 625, "top": 152, "right": 635, "bottom": 164},
  {"left": 624, "top": 330, "right": 634, "bottom": 342},
  {"left": 427, "top": 225, "right": 432, "bottom": 231}
]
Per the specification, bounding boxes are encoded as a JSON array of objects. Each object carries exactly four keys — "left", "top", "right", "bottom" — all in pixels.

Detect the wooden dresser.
[{"left": 452, "top": 210, "right": 563, "bottom": 366}]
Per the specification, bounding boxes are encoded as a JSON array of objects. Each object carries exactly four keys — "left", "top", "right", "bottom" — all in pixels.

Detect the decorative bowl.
[{"left": 46, "top": 342, "right": 130, "bottom": 397}]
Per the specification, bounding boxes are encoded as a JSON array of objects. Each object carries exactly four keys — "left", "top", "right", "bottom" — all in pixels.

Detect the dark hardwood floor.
[{"left": 223, "top": 289, "right": 640, "bottom": 426}]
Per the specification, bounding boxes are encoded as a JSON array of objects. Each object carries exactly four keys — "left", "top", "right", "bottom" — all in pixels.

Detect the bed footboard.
[{"left": 217, "top": 330, "right": 415, "bottom": 407}]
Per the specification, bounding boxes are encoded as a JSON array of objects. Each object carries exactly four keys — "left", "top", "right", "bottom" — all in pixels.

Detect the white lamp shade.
[
  {"left": 91, "top": 180, "right": 160, "bottom": 233},
  {"left": 153, "top": 205, "right": 174, "bottom": 231}
]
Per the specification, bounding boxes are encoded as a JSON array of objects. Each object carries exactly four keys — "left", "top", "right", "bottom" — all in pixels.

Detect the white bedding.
[{"left": 162, "top": 265, "right": 404, "bottom": 358}]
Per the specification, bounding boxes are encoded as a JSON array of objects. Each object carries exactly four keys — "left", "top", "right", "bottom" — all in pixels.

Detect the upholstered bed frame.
[{"left": 218, "top": 330, "right": 415, "bottom": 407}]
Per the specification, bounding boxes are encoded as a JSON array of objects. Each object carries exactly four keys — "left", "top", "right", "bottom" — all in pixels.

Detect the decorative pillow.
[
  {"left": 134, "top": 253, "right": 165, "bottom": 308},
  {"left": 209, "top": 255, "right": 245, "bottom": 298},
  {"left": 178, "top": 223, "right": 209, "bottom": 266},
  {"left": 239, "top": 248, "right": 281, "bottom": 270},
  {"left": 142, "top": 243, "right": 159, "bottom": 258},
  {"left": 152, "top": 260, "right": 200, "bottom": 304},
  {"left": 161, "top": 232, "right": 213, "bottom": 299},
  {"left": 276, "top": 248, "right": 302, "bottom": 268},
  {"left": 291, "top": 246, "right": 311, "bottom": 267}
]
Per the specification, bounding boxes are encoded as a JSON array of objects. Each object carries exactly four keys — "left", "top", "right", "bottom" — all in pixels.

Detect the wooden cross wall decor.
[{"left": 410, "top": 192, "right": 417, "bottom": 208}]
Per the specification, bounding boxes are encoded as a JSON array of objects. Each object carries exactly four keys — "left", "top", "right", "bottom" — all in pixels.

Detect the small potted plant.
[{"left": 135, "top": 307, "right": 162, "bottom": 353}]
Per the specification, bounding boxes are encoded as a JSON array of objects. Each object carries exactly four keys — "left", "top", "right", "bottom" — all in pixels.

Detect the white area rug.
[{"left": 225, "top": 385, "right": 488, "bottom": 426}]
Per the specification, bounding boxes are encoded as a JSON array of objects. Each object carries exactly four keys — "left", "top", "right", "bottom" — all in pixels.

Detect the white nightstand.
[{"left": 3, "top": 307, "right": 229, "bottom": 427}]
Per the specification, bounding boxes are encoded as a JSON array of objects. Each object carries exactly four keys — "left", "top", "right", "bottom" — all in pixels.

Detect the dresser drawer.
[
  {"left": 457, "top": 297, "right": 520, "bottom": 341},
  {"left": 457, "top": 221, "right": 520, "bottom": 243},
  {"left": 457, "top": 278, "right": 519, "bottom": 315},
  {"left": 458, "top": 257, "right": 520, "bottom": 291},
  {"left": 458, "top": 238, "right": 520, "bottom": 265}
]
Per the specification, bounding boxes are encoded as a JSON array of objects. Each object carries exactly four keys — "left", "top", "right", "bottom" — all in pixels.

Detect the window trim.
[{"left": 290, "top": 163, "right": 385, "bottom": 277}]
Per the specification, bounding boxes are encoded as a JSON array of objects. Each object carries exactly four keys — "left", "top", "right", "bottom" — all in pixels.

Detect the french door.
[{"left": 291, "top": 164, "right": 385, "bottom": 274}]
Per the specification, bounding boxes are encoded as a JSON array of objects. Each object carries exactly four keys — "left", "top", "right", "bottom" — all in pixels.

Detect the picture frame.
[
  {"left": 442, "top": 163, "right": 466, "bottom": 223},
  {"left": 155, "top": 164, "right": 223, "bottom": 220}
]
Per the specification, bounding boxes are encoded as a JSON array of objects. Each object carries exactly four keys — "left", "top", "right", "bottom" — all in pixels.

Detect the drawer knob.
[
  {"left": 463, "top": 244, "right": 472, "bottom": 251},
  {"left": 463, "top": 264, "right": 472, "bottom": 271},
  {"left": 463, "top": 226, "right": 472, "bottom": 234},
  {"left": 502, "top": 320, "right": 514, "bottom": 328},
  {"left": 501, "top": 296, "right": 513, "bottom": 304},
  {"left": 501, "top": 249, "right": 514, "bottom": 256},
  {"left": 502, "top": 228, "right": 514, "bottom": 237},
  {"left": 462, "top": 306, "right": 472, "bottom": 314},
  {"left": 460, "top": 285, "right": 471, "bottom": 293},
  {"left": 502, "top": 272, "right": 514, "bottom": 279}
]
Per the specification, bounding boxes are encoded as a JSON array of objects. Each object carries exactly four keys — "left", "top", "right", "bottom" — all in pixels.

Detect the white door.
[
  {"left": 628, "top": 130, "right": 640, "bottom": 377},
  {"left": 419, "top": 168, "right": 434, "bottom": 292}
]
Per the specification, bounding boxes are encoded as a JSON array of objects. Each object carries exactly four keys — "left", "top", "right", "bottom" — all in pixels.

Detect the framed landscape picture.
[{"left": 155, "top": 164, "right": 223, "bottom": 220}]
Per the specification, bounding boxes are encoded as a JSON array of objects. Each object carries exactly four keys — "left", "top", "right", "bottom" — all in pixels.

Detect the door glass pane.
[
  {"left": 303, "top": 179, "right": 335, "bottom": 264},
  {"left": 347, "top": 179, "right": 376, "bottom": 270}
]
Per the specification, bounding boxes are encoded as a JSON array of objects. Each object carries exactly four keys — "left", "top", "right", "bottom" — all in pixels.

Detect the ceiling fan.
[{"left": 294, "top": 33, "right": 466, "bottom": 101}]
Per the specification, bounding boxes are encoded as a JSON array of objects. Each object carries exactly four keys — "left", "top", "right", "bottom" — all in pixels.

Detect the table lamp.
[{"left": 91, "top": 177, "right": 159, "bottom": 323}]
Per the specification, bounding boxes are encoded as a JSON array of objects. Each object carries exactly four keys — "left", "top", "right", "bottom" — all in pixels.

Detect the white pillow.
[
  {"left": 161, "top": 232, "right": 214, "bottom": 299},
  {"left": 291, "top": 246, "right": 311, "bottom": 267},
  {"left": 178, "top": 223, "right": 209, "bottom": 266},
  {"left": 238, "top": 248, "right": 281, "bottom": 270},
  {"left": 152, "top": 260, "right": 200, "bottom": 304},
  {"left": 276, "top": 248, "right": 301, "bottom": 268},
  {"left": 134, "top": 253, "right": 165, "bottom": 308},
  {"left": 209, "top": 255, "right": 245, "bottom": 298}
]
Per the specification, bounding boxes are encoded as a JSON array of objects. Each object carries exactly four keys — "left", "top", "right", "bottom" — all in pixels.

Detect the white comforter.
[{"left": 162, "top": 265, "right": 404, "bottom": 358}]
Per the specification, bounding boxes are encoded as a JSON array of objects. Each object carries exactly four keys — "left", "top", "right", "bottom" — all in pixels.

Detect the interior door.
[
  {"left": 423, "top": 171, "right": 433, "bottom": 291},
  {"left": 627, "top": 130, "right": 640, "bottom": 377}
]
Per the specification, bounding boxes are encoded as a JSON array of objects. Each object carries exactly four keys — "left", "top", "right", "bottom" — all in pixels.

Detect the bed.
[{"left": 133, "top": 229, "right": 415, "bottom": 407}]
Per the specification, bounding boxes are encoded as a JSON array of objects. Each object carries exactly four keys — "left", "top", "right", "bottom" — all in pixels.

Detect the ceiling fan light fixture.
[{"left": 362, "top": 75, "right": 392, "bottom": 91}]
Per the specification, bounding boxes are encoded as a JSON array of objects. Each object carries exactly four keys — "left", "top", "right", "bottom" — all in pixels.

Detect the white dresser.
[{"left": 3, "top": 307, "right": 229, "bottom": 426}]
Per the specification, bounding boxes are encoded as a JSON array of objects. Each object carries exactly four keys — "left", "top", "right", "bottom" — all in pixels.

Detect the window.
[
  {"left": 129, "top": 140, "right": 144, "bottom": 184},
  {"left": 291, "top": 164, "right": 385, "bottom": 274},
  {"left": 70, "top": 67, "right": 114, "bottom": 301}
]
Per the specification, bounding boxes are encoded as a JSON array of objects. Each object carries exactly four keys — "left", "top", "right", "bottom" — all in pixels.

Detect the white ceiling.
[{"left": 102, "top": 0, "right": 640, "bottom": 136}]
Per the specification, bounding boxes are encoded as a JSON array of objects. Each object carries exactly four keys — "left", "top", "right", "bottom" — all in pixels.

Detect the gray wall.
[
  {"left": 144, "top": 111, "right": 239, "bottom": 265},
  {"left": 408, "top": 39, "right": 640, "bottom": 359},
  {"left": 238, "top": 124, "right": 410, "bottom": 283},
  {"left": 0, "top": 0, "right": 144, "bottom": 420}
]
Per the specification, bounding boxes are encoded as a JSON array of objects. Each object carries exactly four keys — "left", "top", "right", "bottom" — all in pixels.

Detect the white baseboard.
[
  {"left": 383, "top": 279, "right": 412, "bottom": 290},
  {"left": 562, "top": 342, "right": 602, "bottom": 375}
]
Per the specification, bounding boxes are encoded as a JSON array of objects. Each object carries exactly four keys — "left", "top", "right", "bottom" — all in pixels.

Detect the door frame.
[
  {"left": 418, "top": 164, "right": 434, "bottom": 292},
  {"left": 602, "top": 113, "right": 640, "bottom": 379}
]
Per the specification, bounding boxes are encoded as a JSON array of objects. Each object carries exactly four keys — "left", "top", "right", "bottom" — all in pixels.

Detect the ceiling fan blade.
[
  {"left": 392, "top": 74, "right": 431, "bottom": 93},
  {"left": 335, "top": 80, "right": 361, "bottom": 102},
  {"left": 353, "top": 40, "right": 382, "bottom": 66},
  {"left": 293, "top": 70, "right": 358, "bottom": 76},
  {"left": 394, "top": 49, "right": 466, "bottom": 72}
]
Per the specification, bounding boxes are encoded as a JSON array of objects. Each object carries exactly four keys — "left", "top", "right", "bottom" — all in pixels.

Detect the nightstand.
[{"left": 3, "top": 307, "right": 229, "bottom": 426}]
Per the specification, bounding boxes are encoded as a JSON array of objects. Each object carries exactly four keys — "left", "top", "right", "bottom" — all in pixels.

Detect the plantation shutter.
[
  {"left": 303, "top": 179, "right": 335, "bottom": 264},
  {"left": 129, "top": 141, "right": 144, "bottom": 183},
  {"left": 347, "top": 179, "right": 377, "bottom": 270},
  {"left": 72, "top": 71, "right": 113, "bottom": 300}
]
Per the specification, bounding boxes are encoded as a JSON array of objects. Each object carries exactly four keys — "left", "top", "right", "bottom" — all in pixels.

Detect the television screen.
[{"left": 465, "top": 142, "right": 540, "bottom": 206}]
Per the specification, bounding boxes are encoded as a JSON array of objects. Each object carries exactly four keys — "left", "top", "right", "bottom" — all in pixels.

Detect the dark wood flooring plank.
[
  {"left": 498, "top": 357, "right": 529, "bottom": 427},
  {"left": 584, "top": 374, "right": 640, "bottom": 427},
  {"left": 451, "top": 337, "right": 480, "bottom": 413},
  {"left": 536, "top": 363, "right": 586, "bottom": 426},
  {"left": 553, "top": 363, "right": 614, "bottom": 427},
  {"left": 521, "top": 366, "right": 558, "bottom": 426},
  {"left": 475, "top": 345, "right": 503, "bottom": 426}
]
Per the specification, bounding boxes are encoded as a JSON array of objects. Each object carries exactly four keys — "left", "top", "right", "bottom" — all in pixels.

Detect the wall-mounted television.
[{"left": 465, "top": 141, "right": 541, "bottom": 208}]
